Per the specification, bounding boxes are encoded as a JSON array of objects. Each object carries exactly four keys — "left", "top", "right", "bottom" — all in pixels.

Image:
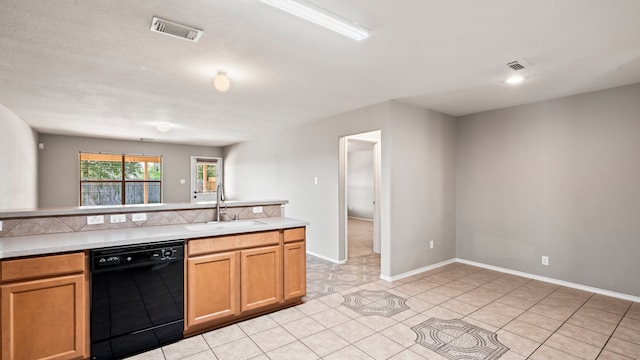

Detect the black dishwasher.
[{"left": 90, "top": 240, "right": 184, "bottom": 359}]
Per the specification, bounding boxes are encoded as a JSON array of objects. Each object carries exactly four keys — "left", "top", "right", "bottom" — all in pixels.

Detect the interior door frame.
[{"left": 339, "top": 131, "right": 381, "bottom": 262}]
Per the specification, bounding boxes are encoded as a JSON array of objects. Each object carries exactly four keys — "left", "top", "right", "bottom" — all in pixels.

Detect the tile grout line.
[
  {"left": 592, "top": 300, "right": 634, "bottom": 360},
  {"left": 503, "top": 289, "right": 591, "bottom": 359}
]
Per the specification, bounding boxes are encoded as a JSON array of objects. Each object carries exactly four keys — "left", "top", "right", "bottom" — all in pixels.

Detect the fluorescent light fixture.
[
  {"left": 260, "top": 0, "right": 370, "bottom": 41},
  {"left": 505, "top": 75, "right": 525, "bottom": 85}
]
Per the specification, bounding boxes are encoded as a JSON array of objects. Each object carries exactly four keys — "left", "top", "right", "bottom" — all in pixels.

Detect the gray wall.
[
  {"left": 0, "top": 105, "right": 38, "bottom": 210},
  {"left": 347, "top": 149, "right": 374, "bottom": 219},
  {"left": 37, "top": 134, "right": 223, "bottom": 207},
  {"left": 224, "top": 100, "right": 457, "bottom": 278},
  {"left": 388, "top": 102, "right": 457, "bottom": 276},
  {"left": 456, "top": 83, "right": 640, "bottom": 297}
]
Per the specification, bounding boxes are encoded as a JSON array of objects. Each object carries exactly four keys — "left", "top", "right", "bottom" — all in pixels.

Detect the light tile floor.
[
  {"left": 127, "top": 254, "right": 640, "bottom": 360},
  {"left": 348, "top": 218, "right": 374, "bottom": 258}
]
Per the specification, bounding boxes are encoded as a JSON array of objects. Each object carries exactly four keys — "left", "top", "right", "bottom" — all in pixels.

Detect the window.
[{"left": 79, "top": 152, "right": 162, "bottom": 206}]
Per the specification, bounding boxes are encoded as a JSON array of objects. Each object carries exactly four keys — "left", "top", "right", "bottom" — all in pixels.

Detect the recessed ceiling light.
[
  {"left": 156, "top": 123, "right": 172, "bottom": 132},
  {"left": 505, "top": 75, "right": 525, "bottom": 85},
  {"left": 260, "top": 0, "right": 370, "bottom": 41}
]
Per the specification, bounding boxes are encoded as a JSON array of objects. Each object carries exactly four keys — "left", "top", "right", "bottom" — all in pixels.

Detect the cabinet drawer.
[
  {"left": 284, "top": 227, "right": 305, "bottom": 243},
  {"left": 189, "top": 231, "right": 279, "bottom": 256},
  {"left": 0, "top": 252, "right": 85, "bottom": 283}
]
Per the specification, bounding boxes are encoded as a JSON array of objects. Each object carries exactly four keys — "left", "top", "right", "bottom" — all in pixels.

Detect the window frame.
[{"left": 78, "top": 152, "right": 163, "bottom": 206}]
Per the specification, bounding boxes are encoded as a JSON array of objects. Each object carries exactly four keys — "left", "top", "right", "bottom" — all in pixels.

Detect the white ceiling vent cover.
[
  {"left": 506, "top": 59, "right": 530, "bottom": 71},
  {"left": 150, "top": 16, "right": 203, "bottom": 42}
]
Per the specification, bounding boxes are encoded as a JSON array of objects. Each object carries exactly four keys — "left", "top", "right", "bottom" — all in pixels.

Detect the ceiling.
[{"left": 1, "top": 1, "right": 639, "bottom": 147}]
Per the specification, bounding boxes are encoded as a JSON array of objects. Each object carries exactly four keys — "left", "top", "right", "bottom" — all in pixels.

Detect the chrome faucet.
[{"left": 216, "top": 183, "right": 226, "bottom": 222}]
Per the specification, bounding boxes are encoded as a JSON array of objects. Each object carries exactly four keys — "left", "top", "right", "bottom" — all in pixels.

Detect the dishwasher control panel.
[{"left": 91, "top": 241, "right": 184, "bottom": 272}]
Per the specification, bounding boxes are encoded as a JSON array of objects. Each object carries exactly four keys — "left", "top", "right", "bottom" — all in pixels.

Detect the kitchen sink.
[{"left": 185, "top": 220, "right": 266, "bottom": 231}]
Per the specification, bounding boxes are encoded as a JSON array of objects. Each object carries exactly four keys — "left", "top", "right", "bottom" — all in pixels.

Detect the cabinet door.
[
  {"left": 283, "top": 241, "right": 306, "bottom": 300},
  {"left": 1, "top": 274, "right": 87, "bottom": 360},
  {"left": 187, "top": 251, "right": 240, "bottom": 328},
  {"left": 240, "top": 245, "right": 282, "bottom": 311}
]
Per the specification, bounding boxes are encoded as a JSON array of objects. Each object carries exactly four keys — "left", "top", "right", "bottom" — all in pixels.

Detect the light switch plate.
[
  {"left": 253, "top": 206, "right": 263, "bottom": 214},
  {"left": 0, "top": 220, "right": 3, "bottom": 231},
  {"left": 132, "top": 213, "right": 147, "bottom": 222},
  {"left": 87, "top": 215, "right": 104, "bottom": 225},
  {"left": 110, "top": 214, "right": 126, "bottom": 223},
  {"left": 429, "top": 240, "right": 434, "bottom": 249}
]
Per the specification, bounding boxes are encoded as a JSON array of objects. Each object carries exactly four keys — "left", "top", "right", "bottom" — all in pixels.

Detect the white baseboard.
[
  {"left": 348, "top": 216, "right": 373, "bottom": 222},
  {"left": 455, "top": 258, "right": 640, "bottom": 303},
  {"left": 307, "top": 252, "right": 640, "bottom": 303},
  {"left": 380, "top": 259, "right": 456, "bottom": 282},
  {"left": 306, "top": 251, "right": 346, "bottom": 264}
]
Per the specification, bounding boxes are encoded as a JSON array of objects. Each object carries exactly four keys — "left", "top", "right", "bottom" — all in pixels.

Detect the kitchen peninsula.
[{"left": 0, "top": 200, "right": 308, "bottom": 360}]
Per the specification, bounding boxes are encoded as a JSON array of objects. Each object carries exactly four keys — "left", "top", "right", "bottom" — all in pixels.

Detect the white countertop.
[
  {"left": 0, "top": 199, "right": 288, "bottom": 219},
  {"left": 0, "top": 217, "right": 307, "bottom": 259}
]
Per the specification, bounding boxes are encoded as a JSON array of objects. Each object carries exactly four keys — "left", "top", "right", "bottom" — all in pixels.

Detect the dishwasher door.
[{"left": 90, "top": 241, "right": 184, "bottom": 360}]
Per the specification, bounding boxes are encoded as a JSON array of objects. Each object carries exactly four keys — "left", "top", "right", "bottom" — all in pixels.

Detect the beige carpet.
[{"left": 348, "top": 217, "right": 374, "bottom": 259}]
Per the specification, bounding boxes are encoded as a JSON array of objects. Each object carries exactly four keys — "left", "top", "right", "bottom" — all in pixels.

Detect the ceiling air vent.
[
  {"left": 150, "top": 16, "right": 203, "bottom": 42},
  {"left": 506, "top": 59, "right": 530, "bottom": 71}
]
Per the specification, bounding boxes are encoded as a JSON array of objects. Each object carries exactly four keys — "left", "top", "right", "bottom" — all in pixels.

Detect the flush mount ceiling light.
[
  {"left": 260, "top": 0, "right": 370, "bottom": 41},
  {"left": 505, "top": 75, "right": 525, "bottom": 85},
  {"left": 155, "top": 123, "right": 172, "bottom": 132},
  {"left": 214, "top": 71, "right": 231, "bottom": 92}
]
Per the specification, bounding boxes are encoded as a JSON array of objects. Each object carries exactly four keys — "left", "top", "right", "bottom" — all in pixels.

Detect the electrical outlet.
[
  {"left": 110, "top": 214, "right": 126, "bottom": 223},
  {"left": 132, "top": 213, "right": 147, "bottom": 222},
  {"left": 429, "top": 240, "right": 434, "bottom": 249},
  {"left": 314, "top": 177, "right": 318, "bottom": 185},
  {"left": 87, "top": 215, "right": 104, "bottom": 225},
  {"left": 253, "top": 206, "right": 263, "bottom": 214},
  {"left": 542, "top": 256, "right": 549, "bottom": 266},
  {"left": 0, "top": 220, "right": 3, "bottom": 231}
]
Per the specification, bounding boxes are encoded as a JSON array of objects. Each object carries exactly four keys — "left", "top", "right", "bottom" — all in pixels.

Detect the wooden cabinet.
[
  {"left": 186, "top": 251, "right": 240, "bottom": 327},
  {"left": 283, "top": 241, "right": 306, "bottom": 300},
  {"left": 0, "top": 252, "right": 88, "bottom": 360},
  {"left": 185, "top": 231, "right": 281, "bottom": 333},
  {"left": 185, "top": 227, "right": 305, "bottom": 334},
  {"left": 283, "top": 228, "right": 306, "bottom": 300},
  {"left": 240, "top": 245, "right": 282, "bottom": 311}
]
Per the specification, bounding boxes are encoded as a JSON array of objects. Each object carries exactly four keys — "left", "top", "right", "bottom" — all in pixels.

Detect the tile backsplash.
[{"left": 0, "top": 205, "right": 282, "bottom": 238}]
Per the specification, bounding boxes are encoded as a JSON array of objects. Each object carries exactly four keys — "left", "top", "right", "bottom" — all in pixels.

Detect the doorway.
[
  {"left": 339, "top": 130, "right": 381, "bottom": 261},
  {"left": 190, "top": 156, "right": 222, "bottom": 203}
]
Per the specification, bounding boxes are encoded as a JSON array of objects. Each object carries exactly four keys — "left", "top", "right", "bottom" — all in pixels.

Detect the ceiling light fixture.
[
  {"left": 156, "top": 123, "right": 172, "bottom": 132},
  {"left": 214, "top": 71, "right": 231, "bottom": 92},
  {"left": 260, "top": 0, "right": 370, "bottom": 41},
  {"left": 505, "top": 75, "right": 525, "bottom": 85}
]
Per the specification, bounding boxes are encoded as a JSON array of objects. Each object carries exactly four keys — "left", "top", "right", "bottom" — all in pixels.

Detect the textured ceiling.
[{"left": 1, "top": 0, "right": 639, "bottom": 146}]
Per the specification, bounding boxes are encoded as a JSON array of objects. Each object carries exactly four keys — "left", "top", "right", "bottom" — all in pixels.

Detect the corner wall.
[
  {"left": 0, "top": 105, "right": 38, "bottom": 210},
  {"left": 388, "top": 102, "right": 457, "bottom": 276},
  {"left": 456, "top": 83, "right": 640, "bottom": 297},
  {"left": 37, "top": 134, "right": 223, "bottom": 207}
]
